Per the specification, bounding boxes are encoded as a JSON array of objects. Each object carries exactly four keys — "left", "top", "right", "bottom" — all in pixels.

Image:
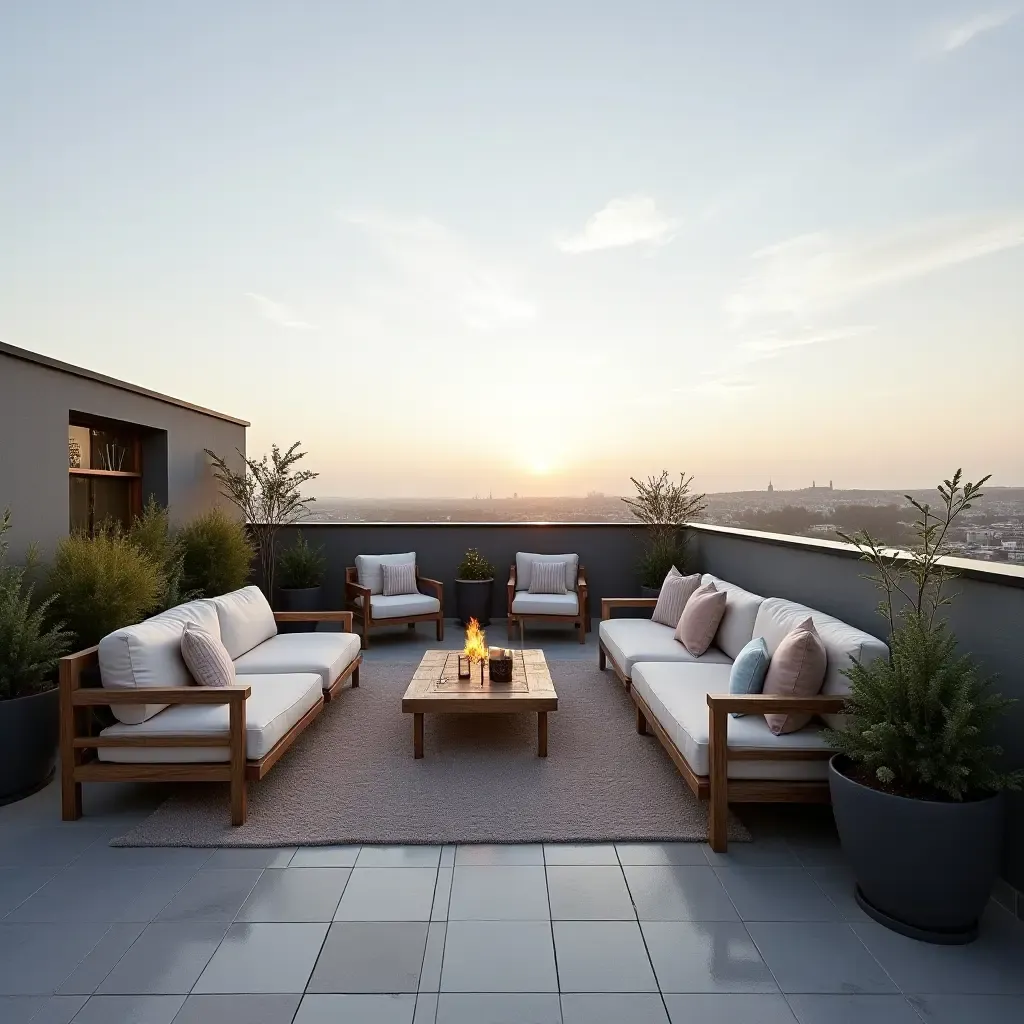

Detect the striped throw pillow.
[
  {"left": 382, "top": 560, "right": 418, "bottom": 596},
  {"left": 529, "top": 560, "right": 568, "bottom": 595},
  {"left": 180, "top": 622, "right": 235, "bottom": 688},
  {"left": 652, "top": 569, "right": 702, "bottom": 627}
]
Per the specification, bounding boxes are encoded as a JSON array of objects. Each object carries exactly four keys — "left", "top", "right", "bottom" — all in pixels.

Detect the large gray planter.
[
  {"left": 278, "top": 586, "right": 322, "bottom": 633},
  {"left": 829, "top": 755, "right": 1003, "bottom": 944},
  {"left": 455, "top": 578, "right": 493, "bottom": 627},
  {"left": 0, "top": 688, "right": 60, "bottom": 804}
]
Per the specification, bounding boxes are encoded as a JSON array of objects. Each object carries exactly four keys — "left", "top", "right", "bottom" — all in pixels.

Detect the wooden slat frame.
[
  {"left": 507, "top": 564, "right": 589, "bottom": 644},
  {"left": 345, "top": 566, "right": 445, "bottom": 650}
]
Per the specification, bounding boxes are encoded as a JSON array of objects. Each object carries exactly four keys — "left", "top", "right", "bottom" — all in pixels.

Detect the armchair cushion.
[
  {"left": 515, "top": 552, "right": 578, "bottom": 592},
  {"left": 382, "top": 561, "right": 418, "bottom": 597},
  {"left": 511, "top": 592, "right": 579, "bottom": 616},
  {"left": 356, "top": 592, "right": 441, "bottom": 619},
  {"left": 528, "top": 561, "right": 568, "bottom": 595},
  {"left": 211, "top": 586, "right": 278, "bottom": 660},
  {"left": 232, "top": 632, "right": 361, "bottom": 692},
  {"left": 355, "top": 552, "right": 416, "bottom": 596}
]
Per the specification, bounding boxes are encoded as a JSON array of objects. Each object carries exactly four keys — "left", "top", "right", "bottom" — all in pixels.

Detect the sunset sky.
[{"left": 2, "top": 2, "right": 1023, "bottom": 496}]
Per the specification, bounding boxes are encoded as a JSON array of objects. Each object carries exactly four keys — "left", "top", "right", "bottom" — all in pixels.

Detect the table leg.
[
  {"left": 414, "top": 713, "right": 424, "bottom": 759},
  {"left": 538, "top": 711, "right": 548, "bottom": 757}
]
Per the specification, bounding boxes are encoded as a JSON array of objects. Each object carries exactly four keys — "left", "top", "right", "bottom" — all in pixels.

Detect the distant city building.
[
  {"left": 967, "top": 528, "right": 1000, "bottom": 545},
  {"left": 767, "top": 480, "right": 774, "bottom": 493}
]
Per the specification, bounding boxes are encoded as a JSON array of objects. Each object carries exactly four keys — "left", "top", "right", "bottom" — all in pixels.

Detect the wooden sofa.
[
  {"left": 599, "top": 576, "right": 887, "bottom": 851},
  {"left": 507, "top": 552, "right": 589, "bottom": 644},
  {"left": 60, "top": 587, "right": 361, "bottom": 826},
  {"left": 345, "top": 553, "right": 444, "bottom": 649}
]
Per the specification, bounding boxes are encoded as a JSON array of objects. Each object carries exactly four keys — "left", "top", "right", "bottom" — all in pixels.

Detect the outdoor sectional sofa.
[
  {"left": 599, "top": 574, "right": 888, "bottom": 851},
  {"left": 59, "top": 586, "right": 362, "bottom": 825}
]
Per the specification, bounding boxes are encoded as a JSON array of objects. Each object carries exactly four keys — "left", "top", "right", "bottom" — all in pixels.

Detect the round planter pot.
[
  {"left": 278, "top": 586, "right": 322, "bottom": 633},
  {"left": 455, "top": 578, "right": 494, "bottom": 627},
  {"left": 0, "top": 687, "right": 60, "bottom": 804},
  {"left": 640, "top": 586, "right": 661, "bottom": 600},
  {"left": 828, "top": 755, "right": 1003, "bottom": 944}
]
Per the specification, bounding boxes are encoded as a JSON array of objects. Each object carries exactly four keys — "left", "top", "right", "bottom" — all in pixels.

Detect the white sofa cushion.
[
  {"left": 753, "top": 597, "right": 889, "bottom": 727},
  {"left": 233, "top": 632, "right": 361, "bottom": 692},
  {"left": 211, "top": 586, "right": 278, "bottom": 660},
  {"left": 356, "top": 592, "right": 441, "bottom": 619},
  {"left": 97, "top": 673, "right": 322, "bottom": 764},
  {"left": 599, "top": 617, "right": 732, "bottom": 679},
  {"left": 700, "top": 575, "right": 765, "bottom": 659},
  {"left": 631, "top": 661, "right": 832, "bottom": 781},
  {"left": 98, "top": 598, "right": 220, "bottom": 725},
  {"left": 516, "top": 552, "right": 578, "bottom": 592},
  {"left": 511, "top": 592, "right": 579, "bottom": 616},
  {"left": 355, "top": 552, "right": 416, "bottom": 596}
]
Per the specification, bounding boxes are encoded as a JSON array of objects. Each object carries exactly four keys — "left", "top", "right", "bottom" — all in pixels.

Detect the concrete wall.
[{"left": 0, "top": 348, "right": 246, "bottom": 559}]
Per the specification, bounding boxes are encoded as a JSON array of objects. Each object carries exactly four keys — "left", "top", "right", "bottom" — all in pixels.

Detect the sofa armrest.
[
  {"left": 417, "top": 576, "right": 443, "bottom": 600},
  {"left": 274, "top": 610, "right": 354, "bottom": 631},
  {"left": 601, "top": 597, "right": 657, "bottom": 620},
  {"left": 507, "top": 565, "right": 517, "bottom": 611},
  {"left": 71, "top": 685, "right": 252, "bottom": 707},
  {"left": 705, "top": 693, "right": 847, "bottom": 716}
]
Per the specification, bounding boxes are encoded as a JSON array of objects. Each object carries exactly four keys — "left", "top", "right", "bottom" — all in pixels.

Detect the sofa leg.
[
  {"left": 231, "top": 778, "right": 248, "bottom": 826},
  {"left": 708, "top": 703, "right": 729, "bottom": 852},
  {"left": 636, "top": 705, "right": 647, "bottom": 735},
  {"left": 229, "top": 700, "right": 247, "bottom": 826},
  {"left": 436, "top": 617, "right": 444, "bottom": 642},
  {"left": 61, "top": 774, "right": 82, "bottom": 821},
  {"left": 507, "top": 617, "right": 513, "bottom": 641},
  {"left": 598, "top": 646, "right": 606, "bottom": 670},
  {"left": 351, "top": 665, "right": 359, "bottom": 688},
  {"left": 577, "top": 619, "right": 585, "bottom": 644}
]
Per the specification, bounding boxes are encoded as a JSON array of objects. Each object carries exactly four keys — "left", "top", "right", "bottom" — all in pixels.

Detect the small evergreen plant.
[
  {"left": 456, "top": 548, "right": 495, "bottom": 580},
  {"left": 277, "top": 532, "right": 326, "bottom": 590}
]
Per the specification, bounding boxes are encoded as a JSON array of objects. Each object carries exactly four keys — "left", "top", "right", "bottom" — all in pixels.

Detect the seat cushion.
[
  {"left": 631, "top": 661, "right": 832, "bottom": 781},
  {"left": 97, "top": 673, "right": 322, "bottom": 763},
  {"left": 233, "top": 632, "right": 362, "bottom": 692},
  {"left": 700, "top": 575, "right": 765, "bottom": 659},
  {"left": 98, "top": 598, "right": 221, "bottom": 725},
  {"left": 355, "top": 552, "right": 416, "bottom": 596},
  {"left": 356, "top": 592, "right": 441, "bottom": 619},
  {"left": 515, "top": 553, "right": 578, "bottom": 592},
  {"left": 511, "top": 592, "right": 579, "bottom": 616},
  {"left": 599, "top": 618, "right": 732, "bottom": 679},
  {"left": 211, "top": 586, "right": 278, "bottom": 659}
]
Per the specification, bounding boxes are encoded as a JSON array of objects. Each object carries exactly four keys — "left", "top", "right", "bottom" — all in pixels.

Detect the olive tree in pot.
[
  {"left": 455, "top": 548, "right": 495, "bottom": 627},
  {"left": 622, "top": 471, "right": 706, "bottom": 596},
  {"left": 0, "top": 510, "right": 72, "bottom": 802},
  {"left": 827, "top": 471, "right": 1023, "bottom": 944}
]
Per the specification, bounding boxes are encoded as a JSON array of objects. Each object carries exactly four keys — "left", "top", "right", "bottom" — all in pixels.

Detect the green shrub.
[
  {"left": 636, "top": 534, "right": 689, "bottom": 590},
  {"left": 178, "top": 507, "right": 254, "bottom": 598},
  {"left": 456, "top": 548, "right": 494, "bottom": 580},
  {"left": 277, "top": 531, "right": 325, "bottom": 589},
  {"left": 129, "top": 496, "right": 196, "bottom": 612}
]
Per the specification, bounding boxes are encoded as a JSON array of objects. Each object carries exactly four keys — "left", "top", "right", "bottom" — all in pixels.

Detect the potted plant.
[
  {"left": 828, "top": 471, "right": 1023, "bottom": 944},
  {"left": 622, "top": 470, "right": 707, "bottom": 596},
  {"left": 277, "top": 531, "right": 326, "bottom": 630},
  {"left": 455, "top": 548, "right": 495, "bottom": 627},
  {"left": 0, "top": 510, "right": 72, "bottom": 802}
]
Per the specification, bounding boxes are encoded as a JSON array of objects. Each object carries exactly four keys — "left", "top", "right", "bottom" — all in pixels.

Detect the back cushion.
[
  {"left": 753, "top": 597, "right": 889, "bottom": 727},
  {"left": 701, "top": 575, "right": 765, "bottom": 660},
  {"left": 211, "top": 586, "right": 278, "bottom": 659},
  {"left": 98, "top": 598, "right": 220, "bottom": 725},
  {"left": 516, "top": 552, "right": 578, "bottom": 592},
  {"left": 356, "top": 552, "right": 416, "bottom": 596}
]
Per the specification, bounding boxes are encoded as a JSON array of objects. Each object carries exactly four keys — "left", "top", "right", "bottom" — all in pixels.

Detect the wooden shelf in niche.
[{"left": 68, "top": 468, "right": 142, "bottom": 479}]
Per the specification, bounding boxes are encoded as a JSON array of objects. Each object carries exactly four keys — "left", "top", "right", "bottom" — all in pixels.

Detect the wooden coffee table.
[{"left": 402, "top": 649, "right": 557, "bottom": 759}]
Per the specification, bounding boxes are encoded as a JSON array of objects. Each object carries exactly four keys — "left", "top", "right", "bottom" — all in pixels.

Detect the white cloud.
[
  {"left": 936, "top": 9, "right": 1016, "bottom": 52},
  {"left": 740, "top": 324, "right": 875, "bottom": 355},
  {"left": 340, "top": 212, "right": 536, "bottom": 331},
  {"left": 244, "top": 292, "right": 318, "bottom": 330},
  {"left": 557, "top": 195, "right": 677, "bottom": 253}
]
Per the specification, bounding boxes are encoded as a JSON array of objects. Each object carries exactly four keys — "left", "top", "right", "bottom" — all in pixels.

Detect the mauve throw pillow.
[
  {"left": 180, "top": 622, "right": 235, "bottom": 688},
  {"left": 729, "top": 637, "right": 770, "bottom": 718},
  {"left": 652, "top": 569, "right": 702, "bottom": 628},
  {"left": 674, "top": 581, "right": 727, "bottom": 656},
  {"left": 762, "top": 617, "right": 827, "bottom": 735}
]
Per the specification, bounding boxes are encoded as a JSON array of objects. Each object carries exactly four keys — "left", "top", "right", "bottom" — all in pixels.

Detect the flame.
[{"left": 463, "top": 618, "right": 488, "bottom": 662}]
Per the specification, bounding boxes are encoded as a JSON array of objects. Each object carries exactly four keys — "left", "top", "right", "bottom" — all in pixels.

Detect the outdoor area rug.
[{"left": 111, "top": 660, "right": 750, "bottom": 847}]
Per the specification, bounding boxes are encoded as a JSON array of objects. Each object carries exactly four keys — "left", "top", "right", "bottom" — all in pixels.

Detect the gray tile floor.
[{"left": 2, "top": 623, "right": 1023, "bottom": 1023}]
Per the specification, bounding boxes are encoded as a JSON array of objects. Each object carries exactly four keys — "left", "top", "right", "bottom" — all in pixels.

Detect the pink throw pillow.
[
  {"left": 762, "top": 618, "right": 827, "bottom": 735},
  {"left": 674, "top": 581, "right": 727, "bottom": 656}
]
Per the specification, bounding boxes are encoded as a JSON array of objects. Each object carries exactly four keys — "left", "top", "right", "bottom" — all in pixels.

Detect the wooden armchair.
[
  {"left": 345, "top": 563, "right": 444, "bottom": 649},
  {"left": 507, "top": 555, "right": 589, "bottom": 644}
]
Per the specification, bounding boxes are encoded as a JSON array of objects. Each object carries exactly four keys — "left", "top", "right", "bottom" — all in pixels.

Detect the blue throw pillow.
[{"left": 729, "top": 637, "right": 770, "bottom": 718}]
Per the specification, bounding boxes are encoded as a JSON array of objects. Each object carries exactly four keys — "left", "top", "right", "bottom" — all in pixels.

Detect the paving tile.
[
  {"left": 434, "top": 992, "right": 562, "bottom": 1023},
  {"left": 746, "top": 923, "right": 897, "bottom": 994},
  {"left": 546, "top": 865, "right": 635, "bottom": 920},
  {"left": 615, "top": 842, "right": 709, "bottom": 866},
  {"left": 0, "top": 995, "right": 87, "bottom": 1024},
  {"left": 294, "top": 994, "right": 416, "bottom": 1023},
  {"left": 432, "top": 867, "right": 453, "bottom": 920},
  {"left": 909, "top": 993, "right": 1024, "bottom": 1023},
  {"left": 0, "top": 922, "right": 114, "bottom": 994},
  {"left": 73, "top": 846, "right": 213, "bottom": 870},
  {"left": 553, "top": 920, "right": 658, "bottom": 992},
  {"left": 664, "top": 993, "right": 798, "bottom": 1022},
  {"left": 307, "top": 922, "right": 429, "bottom": 993},
  {"left": 806, "top": 866, "right": 871, "bottom": 922},
  {"left": 357, "top": 845, "right": 441, "bottom": 867},
  {"left": 420, "top": 922, "right": 446, "bottom": 992},
  {"left": 289, "top": 845, "right": 361, "bottom": 868},
  {"left": 640, "top": 921, "right": 779, "bottom": 993},
  {"left": 560, "top": 993, "right": 670, "bottom": 1024},
  {"left": 624, "top": 865, "right": 739, "bottom": 921},
  {"left": 783, "top": 834, "right": 847, "bottom": 868},
  {"left": 448, "top": 866, "right": 549, "bottom": 920},
  {"left": 0, "top": 866, "right": 62, "bottom": 917},
  {"left": 237, "top": 867, "right": 350, "bottom": 922},
  {"left": 703, "top": 838, "right": 802, "bottom": 867},
  {"left": 171, "top": 994, "right": 302, "bottom": 1024},
  {"left": 204, "top": 848, "right": 296, "bottom": 868},
  {"left": 56, "top": 922, "right": 147, "bottom": 993},
  {"left": 454, "top": 844, "right": 544, "bottom": 866},
  {"left": 788, "top": 993, "right": 924, "bottom": 1023},
  {"left": 714, "top": 867, "right": 842, "bottom": 922},
  {"left": 0, "top": 825, "right": 107, "bottom": 868},
  {"left": 70, "top": 994, "right": 185, "bottom": 1023},
  {"left": 193, "top": 923, "right": 329, "bottom": 993},
  {"left": 95, "top": 922, "right": 227, "bottom": 994},
  {"left": 334, "top": 868, "right": 437, "bottom": 921},
  {"left": 440, "top": 921, "right": 558, "bottom": 992},
  {"left": 544, "top": 843, "right": 619, "bottom": 866},
  {"left": 414, "top": 992, "right": 439, "bottom": 1024},
  {"left": 439, "top": 846, "right": 456, "bottom": 868},
  {"left": 155, "top": 868, "right": 262, "bottom": 922}
]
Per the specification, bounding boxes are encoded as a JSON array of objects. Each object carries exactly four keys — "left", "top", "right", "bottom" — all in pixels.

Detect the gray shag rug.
[{"left": 111, "top": 660, "right": 750, "bottom": 847}]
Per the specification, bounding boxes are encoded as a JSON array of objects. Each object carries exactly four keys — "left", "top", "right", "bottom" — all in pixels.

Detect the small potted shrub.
[
  {"left": 0, "top": 510, "right": 72, "bottom": 802},
  {"left": 828, "top": 471, "right": 1023, "bottom": 943},
  {"left": 455, "top": 548, "right": 495, "bottom": 627},
  {"left": 277, "top": 532, "right": 326, "bottom": 630}
]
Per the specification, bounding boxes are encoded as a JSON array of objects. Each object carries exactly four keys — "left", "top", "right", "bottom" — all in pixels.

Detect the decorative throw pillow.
[
  {"left": 762, "top": 618, "right": 827, "bottom": 735},
  {"left": 529, "top": 560, "right": 568, "bottom": 595},
  {"left": 674, "top": 581, "right": 727, "bottom": 656},
  {"left": 652, "top": 569, "right": 702, "bottom": 627},
  {"left": 728, "top": 637, "right": 770, "bottom": 718},
  {"left": 382, "top": 561, "right": 418, "bottom": 597},
  {"left": 180, "top": 622, "right": 235, "bottom": 688}
]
